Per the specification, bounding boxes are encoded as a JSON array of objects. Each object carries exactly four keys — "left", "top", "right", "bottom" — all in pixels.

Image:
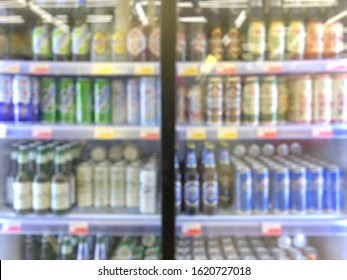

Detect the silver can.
[
  {"left": 111, "top": 79, "right": 126, "bottom": 124},
  {"left": 76, "top": 162, "right": 93, "bottom": 207},
  {"left": 126, "top": 160, "right": 141, "bottom": 208},
  {"left": 126, "top": 78, "right": 139, "bottom": 125},
  {"left": 93, "top": 161, "right": 110, "bottom": 207},
  {"left": 140, "top": 77, "right": 158, "bottom": 126},
  {"left": 312, "top": 74, "right": 332, "bottom": 123},
  {"left": 139, "top": 161, "right": 157, "bottom": 214},
  {"left": 110, "top": 160, "right": 126, "bottom": 207}
]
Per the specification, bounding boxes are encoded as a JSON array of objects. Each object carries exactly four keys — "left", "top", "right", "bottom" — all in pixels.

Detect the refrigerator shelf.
[
  {"left": 176, "top": 124, "right": 347, "bottom": 141},
  {"left": 0, "top": 61, "right": 159, "bottom": 76},
  {"left": 177, "top": 59, "right": 347, "bottom": 77},
  {"left": 0, "top": 207, "right": 161, "bottom": 235},
  {"left": 0, "top": 123, "right": 160, "bottom": 140},
  {"left": 176, "top": 212, "right": 347, "bottom": 237}
]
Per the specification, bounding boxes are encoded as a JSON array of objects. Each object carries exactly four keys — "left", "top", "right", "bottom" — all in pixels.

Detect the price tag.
[
  {"left": 140, "top": 128, "right": 160, "bottom": 140},
  {"left": 257, "top": 127, "right": 277, "bottom": 138},
  {"left": 312, "top": 126, "right": 333, "bottom": 138},
  {"left": 68, "top": 222, "right": 89, "bottom": 235},
  {"left": 217, "top": 127, "right": 238, "bottom": 140},
  {"left": 326, "top": 61, "right": 347, "bottom": 72},
  {"left": 216, "top": 64, "right": 237, "bottom": 75},
  {"left": 32, "top": 127, "right": 52, "bottom": 139},
  {"left": 186, "top": 128, "right": 206, "bottom": 140},
  {"left": 0, "top": 222, "right": 21, "bottom": 233},
  {"left": 29, "top": 63, "right": 49, "bottom": 74},
  {"left": 0, "top": 124, "right": 7, "bottom": 138},
  {"left": 181, "top": 222, "right": 202, "bottom": 237},
  {"left": 261, "top": 222, "right": 282, "bottom": 236},
  {"left": 5, "top": 64, "right": 20, "bottom": 73},
  {"left": 263, "top": 63, "right": 283, "bottom": 73},
  {"left": 94, "top": 128, "right": 115, "bottom": 139},
  {"left": 92, "top": 64, "right": 113, "bottom": 75},
  {"left": 179, "top": 66, "right": 198, "bottom": 76},
  {"left": 134, "top": 65, "right": 155, "bottom": 75}
]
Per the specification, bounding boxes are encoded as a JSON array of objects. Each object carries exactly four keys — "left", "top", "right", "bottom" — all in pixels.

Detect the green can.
[
  {"left": 40, "top": 77, "right": 57, "bottom": 123},
  {"left": 76, "top": 78, "right": 93, "bottom": 124},
  {"left": 58, "top": 78, "right": 75, "bottom": 123},
  {"left": 94, "top": 78, "right": 111, "bottom": 124},
  {"left": 260, "top": 76, "right": 278, "bottom": 124}
]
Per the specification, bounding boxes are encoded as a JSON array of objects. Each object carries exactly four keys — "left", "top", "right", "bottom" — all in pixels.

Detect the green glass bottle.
[
  {"left": 40, "top": 235, "right": 53, "bottom": 260},
  {"left": 61, "top": 236, "right": 74, "bottom": 260}
]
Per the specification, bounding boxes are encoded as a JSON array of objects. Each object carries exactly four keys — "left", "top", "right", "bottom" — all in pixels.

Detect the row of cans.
[
  {"left": 76, "top": 155, "right": 158, "bottom": 214},
  {"left": 176, "top": 236, "right": 318, "bottom": 260},
  {"left": 0, "top": 75, "right": 161, "bottom": 125},
  {"left": 177, "top": 74, "right": 347, "bottom": 125}
]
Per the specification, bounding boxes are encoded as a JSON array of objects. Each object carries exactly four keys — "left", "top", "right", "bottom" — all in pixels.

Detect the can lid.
[
  {"left": 109, "top": 145, "right": 123, "bottom": 161},
  {"left": 277, "top": 235, "right": 291, "bottom": 249},
  {"left": 248, "top": 144, "right": 261, "bottom": 157},
  {"left": 292, "top": 234, "right": 308, "bottom": 248},
  {"left": 276, "top": 143, "right": 289, "bottom": 156},
  {"left": 90, "top": 146, "right": 107, "bottom": 162},
  {"left": 262, "top": 144, "right": 275, "bottom": 157},
  {"left": 233, "top": 144, "right": 246, "bottom": 157},
  {"left": 289, "top": 142, "right": 303, "bottom": 155},
  {"left": 123, "top": 143, "right": 140, "bottom": 162}
]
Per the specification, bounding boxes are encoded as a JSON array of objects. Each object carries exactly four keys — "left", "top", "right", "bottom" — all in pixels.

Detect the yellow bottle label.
[
  {"left": 112, "top": 31, "right": 126, "bottom": 55},
  {"left": 247, "top": 20, "right": 266, "bottom": 55},
  {"left": 93, "top": 32, "right": 107, "bottom": 55}
]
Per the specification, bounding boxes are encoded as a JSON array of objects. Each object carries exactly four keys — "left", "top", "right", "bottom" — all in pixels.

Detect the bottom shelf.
[{"left": 0, "top": 207, "right": 161, "bottom": 235}]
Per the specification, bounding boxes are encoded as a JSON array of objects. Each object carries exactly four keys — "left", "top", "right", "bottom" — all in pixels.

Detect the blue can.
[
  {"left": 324, "top": 165, "right": 343, "bottom": 213},
  {"left": 31, "top": 77, "right": 40, "bottom": 122},
  {"left": 272, "top": 166, "right": 290, "bottom": 214},
  {"left": 12, "top": 75, "right": 33, "bottom": 122},
  {"left": 252, "top": 166, "right": 269, "bottom": 214},
  {"left": 235, "top": 166, "right": 252, "bottom": 214},
  {"left": 0, "top": 75, "right": 12, "bottom": 121},
  {"left": 307, "top": 165, "right": 324, "bottom": 213},
  {"left": 290, "top": 166, "right": 307, "bottom": 213}
]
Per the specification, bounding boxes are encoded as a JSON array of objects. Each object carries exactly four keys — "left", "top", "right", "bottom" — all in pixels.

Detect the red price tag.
[
  {"left": 257, "top": 127, "right": 277, "bottom": 138},
  {"left": 69, "top": 222, "right": 89, "bottom": 235},
  {"left": 216, "top": 64, "right": 237, "bottom": 75},
  {"left": 263, "top": 63, "right": 283, "bottom": 73},
  {"left": 29, "top": 63, "right": 49, "bottom": 74},
  {"left": 140, "top": 128, "right": 160, "bottom": 140},
  {"left": 181, "top": 222, "right": 202, "bottom": 237},
  {"left": 1, "top": 222, "right": 21, "bottom": 233},
  {"left": 261, "top": 222, "right": 282, "bottom": 236},
  {"left": 312, "top": 126, "right": 333, "bottom": 138},
  {"left": 32, "top": 128, "right": 52, "bottom": 139}
]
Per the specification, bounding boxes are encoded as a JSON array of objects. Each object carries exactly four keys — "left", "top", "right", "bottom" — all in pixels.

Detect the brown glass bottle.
[
  {"left": 190, "top": 21, "right": 207, "bottom": 61},
  {"left": 72, "top": 4, "right": 89, "bottom": 61},
  {"left": 225, "top": 8, "right": 241, "bottom": 61},
  {"left": 176, "top": 22, "right": 187, "bottom": 61},
  {"left": 208, "top": 9, "right": 223, "bottom": 61},
  {"left": 127, "top": 8, "right": 147, "bottom": 62}
]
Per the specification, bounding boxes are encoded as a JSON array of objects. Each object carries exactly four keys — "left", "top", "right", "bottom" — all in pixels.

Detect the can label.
[
  {"left": 236, "top": 172, "right": 252, "bottom": 212},
  {"left": 323, "top": 22, "right": 343, "bottom": 56},
  {"left": 112, "top": 80, "right": 126, "bottom": 124},
  {"left": 332, "top": 75, "right": 347, "bottom": 122},
  {"left": 242, "top": 80, "right": 260, "bottom": 123},
  {"left": 290, "top": 77, "right": 312, "bottom": 122},
  {"left": 76, "top": 164, "right": 93, "bottom": 207},
  {"left": 175, "top": 180, "right": 182, "bottom": 208},
  {"left": 277, "top": 79, "right": 289, "bottom": 122},
  {"left": 41, "top": 80, "right": 57, "bottom": 122},
  {"left": 59, "top": 80, "right": 74, "bottom": 122},
  {"left": 224, "top": 79, "right": 241, "bottom": 124},
  {"left": 127, "top": 27, "right": 146, "bottom": 56},
  {"left": 139, "top": 168, "right": 156, "bottom": 214},
  {"left": 13, "top": 182, "right": 32, "bottom": 211},
  {"left": 149, "top": 27, "right": 160, "bottom": 58},
  {"left": 31, "top": 78, "right": 40, "bottom": 121},
  {"left": 51, "top": 182, "right": 70, "bottom": 211},
  {"left": 206, "top": 80, "right": 223, "bottom": 125},
  {"left": 308, "top": 169, "right": 324, "bottom": 211},
  {"left": 110, "top": 163, "right": 126, "bottom": 207},
  {"left": 305, "top": 21, "right": 324, "bottom": 57},
  {"left": 72, "top": 24, "right": 89, "bottom": 55},
  {"left": 260, "top": 78, "right": 278, "bottom": 123},
  {"left": 127, "top": 79, "right": 139, "bottom": 125},
  {"left": 188, "top": 85, "right": 203, "bottom": 124},
  {"left": 32, "top": 25, "right": 50, "bottom": 55},
  {"left": 286, "top": 20, "right": 305, "bottom": 58},
  {"left": 76, "top": 79, "right": 92, "bottom": 124},
  {"left": 253, "top": 172, "right": 269, "bottom": 212},
  {"left": 267, "top": 20, "right": 285, "bottom": 59},
  {"left": 227, "top": 27, "right": 240, "bottom": 60},
  {"left": 209, "top": 27, "right": 223, "bottom": 60},
  {"left": 202, "top": 181, "right": 218, "bottom": 207},
  {"left": 126, "top": 164, "right": 140, "bottom": 208},
  {"left": 272, "top": 170, "right": 290, "bottom": 212},
  {"left": 92, "top": 31, "right": 107, "bottom": 55},
  {"left": 324, "top": 168, "right": 343, "bottom": 211},
  {"left": 290, "top": 171, "right": 307, "bottom": 212},
  {"left": 94, "top": 165, "right": 110, "bottom": 207},
  {"left": 184, "top": 180, "right": 200, "bottom": 207},
  {"left": 0, "top": 75, "right": 12, "bottom": 121},
  {"left": 52, "top": 28, "right": 70, "bottom": 55},
  {"left": 247, "top": 20, "right": 266, "bottom": 56},
  {"left": 32, "top": 182, "right": 50, "bottom": 211},
  {"left": 95, "top": 81, "right": 111, "bottom": 123},
  {"left": 13, "top": 76, "right": 32, "bottom": 121},
  {"left": 140, "top": 78, "right": 157, "bottom": 125},
  {"left": 312, "top": 76, "right": 332, "bottom": 123},
  {"left": 111, "top": 31, "right": 126, "bottom": 55}
]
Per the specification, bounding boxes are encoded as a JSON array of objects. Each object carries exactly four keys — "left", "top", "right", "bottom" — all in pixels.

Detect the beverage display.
[
  {"left": 176, "top": 235, "right": 318, "bottom": 260},
  {"left": 22, "top": 235, "right": 161, "bottom": 260},
  {"left": 6, "top": 141, "right": 159, "bottom": 215},
  {"left": 176, "top": 141, "right": 344, "bottom": 215}
]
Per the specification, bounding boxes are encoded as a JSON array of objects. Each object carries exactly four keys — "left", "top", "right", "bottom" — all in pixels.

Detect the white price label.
[
  {"left": 181, "top": 222, "right": 202, "bottom": 237},
  {"left": 261, "top": 222, "right": 282, "bottom": 236},
  {"left": 68, "top": 222, "right": 89, "bottom": 235}
]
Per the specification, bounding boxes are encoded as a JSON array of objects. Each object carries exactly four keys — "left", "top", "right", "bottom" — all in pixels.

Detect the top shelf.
[{"left": 0, "top": 59, "right": 347, "bottom": 77}]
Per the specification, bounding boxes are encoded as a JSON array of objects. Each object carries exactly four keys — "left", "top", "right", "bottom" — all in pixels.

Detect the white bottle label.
[
  {"left": 51, "top": 182, "right": 70, "bottom": 211},
  {"left": 76, "top": 165, "right": 93, "bottom": 207},
  {"left": 13, "top": 182, "right": 32, "bottom": 211},
  {"left": 32, "top": 182, "right": 50, "bottom": 211}
]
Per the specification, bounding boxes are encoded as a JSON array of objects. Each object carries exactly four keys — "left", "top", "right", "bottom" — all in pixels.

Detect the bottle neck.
[
  {"left": 18, "top": 162, "right": 29, "bottom": 173},
  {"left": 55, "top": 162, "right": 66, "bottom": 175},
  {"left": 36, "top": 162, "right": 49, "bottom": 175}
]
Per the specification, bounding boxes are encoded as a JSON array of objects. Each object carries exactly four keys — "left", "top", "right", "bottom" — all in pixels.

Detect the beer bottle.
[
  {"left": 63, "top": 144, "right": 76, "bottom": 207},
  {"left": 33, "top": 146, "right": 51, "bottom": 214},
  {"left": 72, "top": 2, "right": 89, "bottom": 61},
  {"left": 6, "top": 143, "right": 18, "bottom": 207},
  {"left": 76, "top": 236, "right": 90, "bottom": 260},
  {"left": 184, "top": 142, "right": 200, "bottom": 215},
  {"left": 0, "top": 9, "right": 10, "bottom": 59},
  {"left": 40, "top": 235, "right": 53, "bottom": 260},
  {"left": 267, "top": 0, "right": 285, "bottom": 60},
  {"left": 176, "top": 22, "right": 187, "bottom": 61},
  {"left": 147, "top": 1, "right": 160, "bottom": 61},
  {"left": 56, "top": 234, "right": 64, "bottom": 260},
  {"left": 225, "top": 8, "right": 241, "bottom": 61},
  {"left": 305, "top": 7, "right": 324, "bottom": 59},
  {"left": 201, "top": 143, "right": 219, "bottom": 215},
  {"left": 323, "top": 6, "right": 344, "bottom": 58},
  {"left": 28, "top": 142, "right": 37, "bottom": 175},
  {"left": 127, "top": 4, "right": 147, "bottom": 61},
  {"left": 218, "top": 142, "right": 232, "bottom": 208},
  {"left": 13, "top": 145, "right": 32, "bottom": 215},
  {"left": 23, "top": 235, "right": 36, "bottom": 260},
  {"left": 190, "top": 21, "right": 207, "bottom": 61},
  {"left": 32, "top": 15, "right": 51, "bottom": 61},
  {"left": 174, "top": 147, "right": 182, "bottom": 214},
  {"left": 51, "top": 11, "right": 71, "bottom": 61},
  {"left": 61, "top": 236, "right": 74, "bottom": 260},
  {"left": 244, "top": 0, "right": 265, "bottom": 61},
  {"left": 51, "top": 146, "right": 70, "bottom": 215},
  {"left": 94, "top": 236, "right": 108, "bottom": 260},
  {"left": 208, "top": 9, "right": 223, "bottom": 61}
]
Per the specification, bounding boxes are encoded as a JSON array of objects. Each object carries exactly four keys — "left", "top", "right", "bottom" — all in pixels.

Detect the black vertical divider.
[{"left": 161, "top": 0, "right": 177, "bottom": 260}]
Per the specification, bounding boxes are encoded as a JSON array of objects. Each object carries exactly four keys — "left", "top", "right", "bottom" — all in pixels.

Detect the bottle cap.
[{"left": 233, "top": 144, "right": 246, "bottom": 157}]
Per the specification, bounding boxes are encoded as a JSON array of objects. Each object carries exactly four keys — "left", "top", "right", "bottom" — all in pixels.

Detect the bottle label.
[
  {"left": 176, "top": 31, "right": 186, "bottom": 55},
  {"left": 111, "top": 31, "right": 126, "bottom": 55},
  {"left": 242, "top": 82, "right": 260, "bottom": 115},
  {"left": 72, "top": 24, "right": 89, "bottom": 55},
  {"left": 286, "top": 20, "right": 305, "bottom": 56},
  {"left": 59, "top": 83, "right": 74, "bottom": 114},
  {"left": 260, "top": 81, "right": 277, "bottom": 115},
  {"left": 127, "top": 27, "right": 146, "bottom": 56},
  {"left": 202, "top": 180, "right": 218, "bottom": 207},
  {"left": 149, "top": 27, "right": 160, "bottom": 57},
  {"left": 306, "top": 21, "right": 324, "bottom": 56},
  {"left": 184, "top": 180, "right": 200, "bottom": 207},
  {"left": 92, "top": 31, "right": 107, "bottom": 55},
  {"left": 268, "top": 21, "right": 285, "bottom": 57},
  {"left": 32, "top": 182, "right": 50, "bottom": 210},
  {"left": 33, "top": 25, "right": 50, "bottom": 55},
  {"left": 62, "top": 245, "right": 72, "bottom": 255},
  {"left": 219, "top": 176, "right": 230, "bottom": 202},
  {"left": 191, "top": 32, "right": 207, "bottom": 55},
  {"left": 188, "top": 86, "right": 203, "bottom": 123},
  {"left": 41, "top": 84, "right": 56, "bottom": 114},
  {"left": 13, "top": 182, "right": 32, "bottom": 211},
  {"left": 209, "top": 27, "right": 222, "bottom": 60},
  {"left": 52, "top": 28, "right": 70, "bottom": 55},
  {"left": 227, "top": 27, "right": 240, "bottom": 59},
  {"left": 175, "top": 180, "right": 182, "bottom": 208},
  {"left": 51, "top": 182, "right": 70, "bottom": 211},
  {"left": 324, "top": 22, "right": 343, "bottom": 55},
  {"left": 247, "top": 20, "right": 266, "bottom": 55}
]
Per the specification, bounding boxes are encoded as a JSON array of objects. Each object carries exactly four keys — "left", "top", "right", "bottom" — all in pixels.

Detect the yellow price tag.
[
  {"left": 134, "top": 65, "right": 155, "bottom": 75},
  {"left": 217, "top": 128, "right": 238, "bottom": 140},
  {"left": 186, "top": 128, "right": 206, "bottom": 140},
  {"left": 6, "top": 65, "right": 20, "bottom": 73},
  {"left": 180, "top": 67, "right": 198, "bottom": 76},
  {"left": 94, "top": 128, "right": 115, "bottom": 139},
  {"left": 92, "top": 64, "right": 113, "bottom": 75}
]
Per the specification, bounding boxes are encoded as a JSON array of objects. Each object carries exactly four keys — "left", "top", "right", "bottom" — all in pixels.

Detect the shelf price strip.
[
  {"left": 134, "top": 65, "right": 156, "bottom": 75},
  {"left": 92, "top": 64, "right": 114, "bottom": 75},
  {"left": 140, "top": 128, "right": 160, "bottom": 140},
  {"left": 261, "top": 222, "right": 282, "bottom": 236},
  {"left": 216, "top": 64, "right": 237, "bottom": 75},
  {"left": 217, "top": 127, "right": 238, "bottom": 140},
  {"left": 186, "top": 127, "right": 206, "bottom": 140},
  {"left": 68, "top": 222, "right": 89, "bottom": 235},
  {"left": 32, "top": 127, "right": 52, "bottom": 139},
  {"left": 263, "top": 62, "right": 283, "bottom": 73},
  {"left": 29, "top": 63, "right": 49, "bottom": 74},
  {"left": 94, "top": 128, "right": 115, "bottom": 139},
  {"left": 312, "top": 126, "right": 333, "bottom": 138},
  {"left": 181, "top": 222, "right": 202, "bottom": 237},
  {"left": 0, "top": 222, "right": 21, "bottom": 233},
  {"left": 257, "top": 126, "right": 277, "bottom": 138},
  {"left": 178, "top": 65, "right": 199, "bottom": 76}
]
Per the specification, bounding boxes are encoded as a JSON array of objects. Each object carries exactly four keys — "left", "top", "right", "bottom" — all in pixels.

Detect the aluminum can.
[
  {"left": 242, "top": 76, "right": 260, "bottom": 125},
  {"left": 94, "top": 78, "right": 111, "bottom": 124},
  {"left": 111, "top": 79, "right": 126, "bottom": 124},
  {"left": 187, "top": 84, "right": 203, "bottom": 124},
  {"left": 267, "top": 20, "right": 285, "bottom": 60},
  {"left": 176, "top": 79, "right": 187, "bottom": 124},
  {"left": 307, "top": 165, "right": 324, "bottom": 213},
  {"left": 289, "top": 75, "right": 312, "bottom": 123},
  {"left": 93, "top": 161, "right": 110, "bottom": 207},
  {"left": 126, "top": 160, "right": 141, "bottom": 208},
  {"left": 312, "top": 74, "right": 332, "bottom": 123},
  {"left": 305, "top": 19, "right": 324, "bottom": 59},
  {"left": 224, "top": 76, "right": 241, "bottom": 124},
  {"left": 76, "top": 162, "right": 93, "bottom": 207},
  {"left": 323, "top": 20, "right": 343, "bottom": 58},
  {"left": 206, "top": 77, "right": 223, "bottom": 125},
  {"left": 110, "top": 160, "right": 126, "bottom": 207},
  {"left": 139, "top": 161, "right": 157, "bottom": 214},
  {"left": 235, "top": 166, "right": 252, "bottom": 214},
  {"left": 272, "top": 166, "right": 290, "bottom": 214},
  {"left": 332, "top": 74, "right": 347, "bottom": 123},
  {"left": 324, "top": 164, "right": 343, "bottom": 213},
  {"left": 140, "top": 77, "right": 157, "bottom": 126},
  {"left": 126, "top": 79, "right": 139, "bottom": 125},
  {"left": 252, "top": 166, "right": 269, "bottom": 214},
  {"left": 277, "top": 76, "right": 289, "bottom": 123},
  {"left": 31, "top": 77, "right": 40, "bottom": 122},
  {"left": 0, "top": 75, "right": 12, "bottom": 121},
  {"left": 76, "top": 78, "right": 93, "bottom": 123},
  {"left": 290, "top": 166, "right": 307, "bottom": 214},
  {"left": 58, "top": 77, "right": 75, "bottom": 123},
  {"left": 12, "top": 75, "right": 32, "bottom": 122},
  {"left": 40, "top": 77, "right": 57, "bottom": 123},
  {"left": 260, "top": 76, "right": 278, "bottom": 124},
  {"left": 286, "top": 19, "right": 305, "bottom": 60},
  {"left": 246, "top": 20, "right": 266, "bottom": 60}
]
